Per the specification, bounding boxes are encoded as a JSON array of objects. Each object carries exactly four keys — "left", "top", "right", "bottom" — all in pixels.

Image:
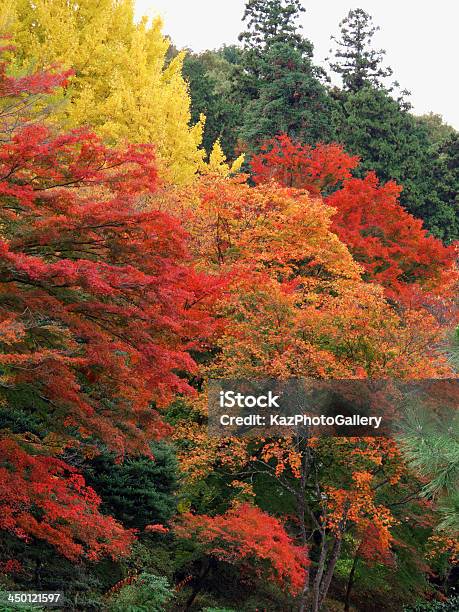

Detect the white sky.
[{"left": 135, "top": 1, "right": 459, "bottom": 129}]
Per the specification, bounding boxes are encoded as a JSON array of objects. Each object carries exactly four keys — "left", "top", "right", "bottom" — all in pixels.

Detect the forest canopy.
[{"left": 0, "top": 1, "right": 457, "bottom": 611}]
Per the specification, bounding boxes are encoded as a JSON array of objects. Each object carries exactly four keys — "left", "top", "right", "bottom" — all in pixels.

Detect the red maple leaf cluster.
[{"left": 175, "top": 503, "right": 309, "bottom": 594}]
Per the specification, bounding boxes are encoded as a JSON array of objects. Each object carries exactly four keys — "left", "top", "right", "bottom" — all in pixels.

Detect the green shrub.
[{"left": 107, "top": 573, "right": 173, "bottom": 612}]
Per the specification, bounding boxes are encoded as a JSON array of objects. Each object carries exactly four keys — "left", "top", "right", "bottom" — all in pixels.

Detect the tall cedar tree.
[
  {"left": 239, "top": 0, "right": 310, "bottom": 55},
  {"left": 237, "top": 0, "right": 335, "bottom": 147},
  {"left": 0, "top": 49, "right": 218, "bottom": 560},
  {"left": 329, "top": 8, "right": 393, "bottom": 92},
  {"left": 241, "top": 42, "right": 336, "bottom": 146}
]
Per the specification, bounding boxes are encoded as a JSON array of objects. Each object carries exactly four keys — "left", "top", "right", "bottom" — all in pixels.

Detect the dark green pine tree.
[
  {"left": 237, "top": 0, "right": 336, "bottom": 148},
  {"left": 242, "top": 42, "right": 336, "bottom": 146},
  {"left": 401, "top": 422, "right": 459, "bottom": 534},
  {"left": 398, "top": 329, "right": 459, "bottom": 540},
  {"left": 84, "top": 440, "right": 179, "bottom": 530},
  {"left": 329, "top": 8, "right": 393, "bottom": 92}
]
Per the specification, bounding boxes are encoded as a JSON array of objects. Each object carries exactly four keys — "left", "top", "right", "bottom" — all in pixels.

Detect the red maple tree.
[
  {"left": 0, "top": 439, "right": 134, "bottom": 561},
  {"left": 174, "top": 503, "right": 308, "bottom": 595},
  {"left": 0, "top": 51, "right": 219, "bottom": 457},
  {"left": 327, "top": 172, "right": 457, "bottom": 303},
  {"left": 250, "top": 132, "right": 359, "bottom": 194},
  {"left": 0, "top": 48, "right": 219, "bottom": 559}
]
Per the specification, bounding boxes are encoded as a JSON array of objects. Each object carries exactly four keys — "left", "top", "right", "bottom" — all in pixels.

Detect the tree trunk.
[
  {"left": 311, "top": 535, "right": 328, "bottom": 612},
  {"left": 34, "top": 558, "right": 42, "bottom": 589},
  {"left": 299, "top": 556, "right": 311, "bottom": 612},
  {"left": 318, "top": 536, "right": 343, "bottom": 610},
  {"left": 297, "top": 442, "right": 312, "bottom": 612},
  {"left": 184, "top": 558, "right": 212, "bottom": 611},
  {"left": 344, "top": 552, "right": 359, "bottom": 611}
]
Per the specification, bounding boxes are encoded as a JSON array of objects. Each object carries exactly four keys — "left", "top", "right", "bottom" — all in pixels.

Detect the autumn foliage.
[
  {"left": 0, "top": 50, "right": 218, "bottom": 560},
  {"left": 168, "top": 160, "right": 455, "bottom": 607},
  {"left": 0, "top": 56, "right": 218, "bottom": 458},
  {"left": 251, "top": 134, "right": 457, "bottom": 304},
  {"left": 251, "top": 132, "right": 359, "bottom": 194},
  {"left": 328, "top": 172, "right": 457, "bottom": 303},
  {"left": 174, "top": 503, "right": 308, "bottom": 595},
  {"left": 0, "top": 439, "right": 134, "bottom": 561},
  {"left": 0, "top": 25, "right": 457, "bottom": 611},
  {"left": 169, "top": 173, "right": 449, "bottom": 382}
]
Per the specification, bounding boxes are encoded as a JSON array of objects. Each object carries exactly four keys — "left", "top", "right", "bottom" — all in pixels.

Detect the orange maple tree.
[{"left": 165, "top": 169, "right": 453, "bottom": 609}]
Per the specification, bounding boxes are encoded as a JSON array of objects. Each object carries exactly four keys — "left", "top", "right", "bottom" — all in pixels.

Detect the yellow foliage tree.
[
  {"left": 0, "top": 0, "right": 205, "bottom": 184},
  {"left": 200, "top": 138, "right": 245, "bottom": 177}
]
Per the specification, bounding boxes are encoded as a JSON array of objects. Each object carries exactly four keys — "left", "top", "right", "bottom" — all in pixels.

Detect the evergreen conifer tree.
[
  {"left": 237, "top": 0, "right": 335, "bottom": 147},
  {"left": 329, "top": 8, "right": 393, "bottom": 92}
]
